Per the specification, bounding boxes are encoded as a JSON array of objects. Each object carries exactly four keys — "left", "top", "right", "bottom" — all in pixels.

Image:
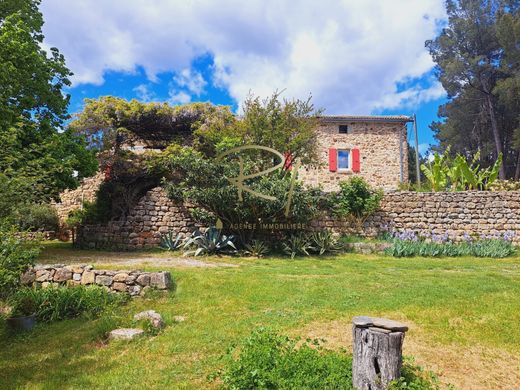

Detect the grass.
[{"left": 1, "top": 243, "right": 520, "bottom": 389}]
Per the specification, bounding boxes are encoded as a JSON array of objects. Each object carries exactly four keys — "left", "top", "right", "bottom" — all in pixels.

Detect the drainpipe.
[
  {"left": 413, "top": 114, "right": 421, "bottom": 186},
  {"left": 399, "top": 125, "right": 404, "bottom": 183}
]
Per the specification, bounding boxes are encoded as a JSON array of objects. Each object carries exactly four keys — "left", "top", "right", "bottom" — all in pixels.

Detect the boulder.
[
  {"left": 128, "top": 285, "right": 142, "bottom": 296},
  {"left": 133, "top": 310, "right": 165, "bottom": 329},
  {"left": 136, "top": 274, "right": 150, "bottom": 286},
  {"left": 150, "top": 272, "right": 172, "bottom": 290},
  {"left": 108, "top": 328, "right": 144, "bottom": 340},
  {"left": 20, "top": 270, "right": 36, "bottom": 285},
  {"left": 54, "top": 268, "right": 73, "bottom": 282}
]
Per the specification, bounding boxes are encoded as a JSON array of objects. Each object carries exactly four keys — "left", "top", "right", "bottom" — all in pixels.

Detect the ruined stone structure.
[
  {"left": 299, "top": 115, "right": 411, "bottom": 191},
  {"left": 53, "top": 171, "right": 105, "bottom": 222},
  {"left": 21, "top": 264, "right": 173, "bottom": 295}
]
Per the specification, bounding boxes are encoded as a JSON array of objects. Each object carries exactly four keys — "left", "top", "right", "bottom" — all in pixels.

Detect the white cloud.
[
  {"left": 133, "top": 84, "right": 155, "bottom": 102},
  {"left": 168, "top": 90, "right": 191, "bottom": 105},
  {"left": 173, "top": 68, "right": 207, "bottom": 95},
  {"left": 40, "top": 0, "right": 447, "bottom": 113}
]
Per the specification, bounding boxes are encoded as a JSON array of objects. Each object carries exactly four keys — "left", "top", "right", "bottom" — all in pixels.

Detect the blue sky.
[{"left": 42, "top": 0, "right": 448, "bottom": 156}]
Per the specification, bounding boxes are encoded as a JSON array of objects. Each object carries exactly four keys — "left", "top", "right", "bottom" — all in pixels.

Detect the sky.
[{"left": 40, "top": 0, "right": 449, "bottom": 155}]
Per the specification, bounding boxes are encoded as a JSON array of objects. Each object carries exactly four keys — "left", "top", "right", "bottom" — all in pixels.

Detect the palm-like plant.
[{"left": 183, "top": 227, "right": 236, "bottom": 256}]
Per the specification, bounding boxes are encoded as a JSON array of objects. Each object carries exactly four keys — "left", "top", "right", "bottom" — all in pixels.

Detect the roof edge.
[{"left": 319, "top": 115, "right": 413, "bottom": 123}]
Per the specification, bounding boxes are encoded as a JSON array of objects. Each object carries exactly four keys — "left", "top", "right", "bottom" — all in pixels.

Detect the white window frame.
[{"left": 337, "top": 149, "right": 351, "bottom": 172}]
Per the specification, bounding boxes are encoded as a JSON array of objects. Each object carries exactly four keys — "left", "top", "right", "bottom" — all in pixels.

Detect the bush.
[
  {"left": 212, "top": 328, "right": 440, "bottom": 390},
  {"left": 331, "top": 177, "right": 383, "bottom": 231},
  {"left": 13, "top": 203, "right": 60, "bottom": 232},
  {"left": 212, "top": 328, "right": 353, "bottom": 389},
  {"left": 0, "top": 229, "right": 40, "bottom": 298},
  {"left": 7, "top": 285, "right": 127, "bottom": 322}
]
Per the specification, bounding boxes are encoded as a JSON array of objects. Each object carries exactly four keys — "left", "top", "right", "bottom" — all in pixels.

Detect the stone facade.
[
  {"left": 21, "top": 264, "right": 173, "bottom": 295},
  {"left": 318, "top": 190, "right": 520, "bottom": 244},
  {"left": 299, "top": 116, "right": 410, "bottom": 191},
  {"left": 76, "top": 188, "right": 200, "bottom": 250}
]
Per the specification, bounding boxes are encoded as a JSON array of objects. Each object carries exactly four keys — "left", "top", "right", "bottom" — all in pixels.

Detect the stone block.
[
  {"left": 112, "top": 282, "right": 127, "bottom": 292},
  {"left": 81, "top": 271, "right": 96, "bottom": 285},
  {"left": 96, "top": 275, "right": 113, "bottom": 286}
]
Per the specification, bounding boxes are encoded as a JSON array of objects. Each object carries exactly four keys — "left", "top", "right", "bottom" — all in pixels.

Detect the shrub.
[
  {"left": 332, "top": 177, "right": 383, "bottom": 231},
  {"left": 13, "top": 203, "right": 60, "bottom": 232},
  {"left": 212, "top": 328, "right": 353, "bottom": 389},
  {"left": 7, "top": 285, "right": 127, "bottom": 323},
  {"left": 0, "top": 228, "right": 40, "bottom": 298},
  {"left": 213, "top": 328, "right": 440, "bottom": 390}
]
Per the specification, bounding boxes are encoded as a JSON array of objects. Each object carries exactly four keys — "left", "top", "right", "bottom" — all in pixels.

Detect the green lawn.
[{"left": 1, "top": 245, "right": 520, "bottom": 389}]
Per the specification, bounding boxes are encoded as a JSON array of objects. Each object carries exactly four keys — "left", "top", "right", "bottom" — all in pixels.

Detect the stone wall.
[
  {"left": 76, "top": 187, "right": 200, "bottom": 250},
  {"left": 53, "top": 172, "right": 105, "bottom": 223},
  {"left": 319, "top": 191, "right": 520, "bottom": 244},
  {"left": 76, "top": 186, "right": 520, "bottom": 249},
  {"left": 299, "top": 120, "right": 408, "bottom": 191},
  {"left": 21, "top": 264, "right": 173, "bottom": 296}
]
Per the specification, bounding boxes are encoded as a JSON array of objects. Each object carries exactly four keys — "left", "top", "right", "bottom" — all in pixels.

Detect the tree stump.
[{"left": 352, "top": 316, "right": 408, "bottom": 390}]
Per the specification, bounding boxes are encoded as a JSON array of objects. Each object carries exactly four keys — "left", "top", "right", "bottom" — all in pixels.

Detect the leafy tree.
[
  {"left": 0, "top": 0, "right": 97, "bottom": 210},
  {"left": 427, "top": 0, "right": 519, "bottom": 179}
]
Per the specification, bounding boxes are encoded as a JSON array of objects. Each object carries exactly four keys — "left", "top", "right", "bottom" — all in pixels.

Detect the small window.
[
  {"left": 338, "top": 125, "right": 349, "bottom": 134},
  {"left": 337, "top": 149, "right": 350, "bottom": 170}
]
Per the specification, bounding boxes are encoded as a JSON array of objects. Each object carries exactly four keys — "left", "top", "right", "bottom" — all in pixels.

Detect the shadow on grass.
[{"left": 0, "top": 316, "right": 119, "bottom": 388}]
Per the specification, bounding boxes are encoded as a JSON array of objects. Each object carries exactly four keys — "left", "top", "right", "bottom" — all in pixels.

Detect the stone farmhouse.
[{"left": 300, "top": 115, "right": 412, "bottom": 191}]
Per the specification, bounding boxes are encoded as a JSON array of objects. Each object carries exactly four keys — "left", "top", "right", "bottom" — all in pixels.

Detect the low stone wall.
[
  {"left": 21, "top": 264, "right": 173, "bottom": 296},
  {"left": 321, "top": 191, "right": 520, "bottom": 243},
  {"left": 76, "top": 187, "right": 520, "bottom": 249}
]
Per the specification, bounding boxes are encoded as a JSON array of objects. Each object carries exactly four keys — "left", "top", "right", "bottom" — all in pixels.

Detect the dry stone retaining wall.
[
  {"left": 76, "top": 187, "right": 200, "bottom": 250},
  {"left": 76, "top": 187, "right": 520, "bottom": 249},
  {"left": 319, "top": 191, "right": 520, "bottom": 244},
  {"left": 21, "top": 264, "right": 173, "bottom": 296}
]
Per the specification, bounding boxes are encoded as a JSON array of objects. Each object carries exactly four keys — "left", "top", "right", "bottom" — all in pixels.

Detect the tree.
[
  {"left": 0, "top": 0, "right": 97, "bottom": 209},
  {"left": 426, "top": 0, "right": 519, "bottom": 179}
]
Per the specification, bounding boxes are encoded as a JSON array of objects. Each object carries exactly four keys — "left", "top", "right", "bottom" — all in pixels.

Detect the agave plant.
[
  {"left": 244, "top": 239, "right": 270, "bottom": 258},
  {"left": 159, "top": 230, "right": 184, "bottom": 251},
  {"left": 183, "top": 227, "right": 237, "bottom": 256},
  {"left": 281, "top": 233, "right": 314, "bottom": 259},
  {"left": 310, "top": 230, "right": 342, "bottom": 255}
]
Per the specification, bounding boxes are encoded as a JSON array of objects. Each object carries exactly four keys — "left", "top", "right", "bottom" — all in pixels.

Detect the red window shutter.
[
  {"left": 328, "top": 148, "right": 337, "bottom": 172},
  {"left": 283, "top": 152, "right": 292, "bottom": 170},
  {"left": 352, "top": 148, "right": 360, "bottom": 172}
]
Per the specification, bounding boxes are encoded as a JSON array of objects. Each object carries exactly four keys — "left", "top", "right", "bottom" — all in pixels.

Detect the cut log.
[{"left": 352, "top": 316, "right": 408, "bottom": 390}]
